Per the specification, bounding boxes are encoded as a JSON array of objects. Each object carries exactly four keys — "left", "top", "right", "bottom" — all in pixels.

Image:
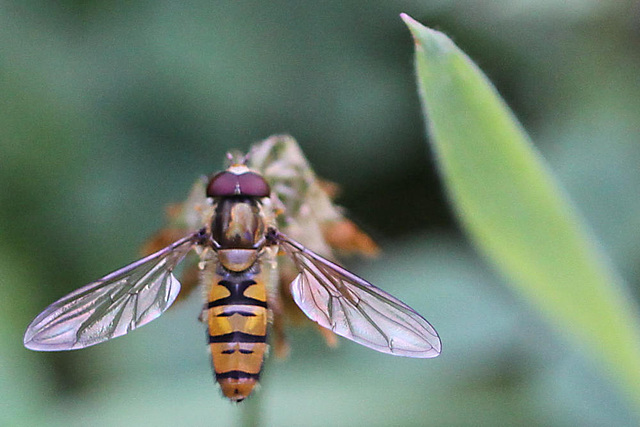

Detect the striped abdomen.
[{"left": 207, "top": 266, "right": 268, "bottom": 402}]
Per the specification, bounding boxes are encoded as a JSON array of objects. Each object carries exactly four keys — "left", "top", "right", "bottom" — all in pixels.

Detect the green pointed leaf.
[{"left": 401, "top": 13, "right": 640, "bottom": 414}]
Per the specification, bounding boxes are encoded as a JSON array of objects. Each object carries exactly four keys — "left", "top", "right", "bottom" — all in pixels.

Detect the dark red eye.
[
  {"left": 206, "top": 172, "right": 238, "bottom": 197},
  {"left": 237, "top": 172, "right": 270, "bottom": 197},
  {"left": 206, "top": 171, "right": 270, "bottom": 197}
]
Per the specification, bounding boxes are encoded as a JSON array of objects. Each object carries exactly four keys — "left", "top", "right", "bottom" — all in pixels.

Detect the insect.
[{"left": 23, "top": 136, "right": 441, "bottom": 402}]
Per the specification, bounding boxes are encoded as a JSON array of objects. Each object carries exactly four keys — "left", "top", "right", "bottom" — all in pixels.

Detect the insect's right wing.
[
  {"left": 24, "top": 232, "right": 201, "bottom": 351},
  {"left": 277, "top": 232, "right": 441, "bottom": 358}
]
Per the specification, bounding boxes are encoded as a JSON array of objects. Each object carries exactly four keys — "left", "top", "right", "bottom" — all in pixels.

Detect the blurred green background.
[{"left": 2, "top": 1, "right": 640, "bottom": 426}]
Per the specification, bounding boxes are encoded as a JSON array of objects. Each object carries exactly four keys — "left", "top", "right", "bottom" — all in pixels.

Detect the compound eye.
[
  {"left": 206, "top": 171, "right": 271, "bottom": 197},
  {"left": 206, "top": 172, "right": 238, "bottom": 197},
  {"left": 237, "top": 172, "right": 271, "bottom": 197}
]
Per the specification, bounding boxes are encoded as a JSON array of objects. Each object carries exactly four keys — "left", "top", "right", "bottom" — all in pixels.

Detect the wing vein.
[
  {"left": 24, "top": 232, "right": 200, "bottom": 351},
  {"left": 278, "top": 231, "right": 441, "bottom": 358}
]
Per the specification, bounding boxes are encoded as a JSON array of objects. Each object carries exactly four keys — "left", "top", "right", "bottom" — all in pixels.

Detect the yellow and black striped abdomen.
[{"left": 207, "top": 268, "right": 268, "bottom": 402}]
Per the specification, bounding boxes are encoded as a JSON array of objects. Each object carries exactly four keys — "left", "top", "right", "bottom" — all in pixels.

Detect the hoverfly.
[{"left": 24, "top": 135, "right": 441, "bottom": 402}]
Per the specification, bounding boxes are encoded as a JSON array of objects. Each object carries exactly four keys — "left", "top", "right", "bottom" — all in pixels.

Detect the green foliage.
[{"left": 402, "top": 13, "right": 640, "bottom": 417}]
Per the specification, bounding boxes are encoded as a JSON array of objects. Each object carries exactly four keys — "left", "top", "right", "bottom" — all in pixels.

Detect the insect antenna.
[{"left": 225, "top": 150, "right": 247, "bottom": 166}]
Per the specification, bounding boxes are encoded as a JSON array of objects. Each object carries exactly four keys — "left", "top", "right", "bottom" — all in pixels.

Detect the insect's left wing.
[
  {"left": 277, "top": 232, "right": 441, "bottom": 358},
  {"left": 24, "top": 232, "right": 201, "bottom": 351}
]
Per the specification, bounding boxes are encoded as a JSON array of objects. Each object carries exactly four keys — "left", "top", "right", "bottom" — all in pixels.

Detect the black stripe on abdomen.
[
  {"left": 209, "top": 332, "right": 266, "bottom": 343},
  {"left": 215, "top": 371, "right": 260, "bottom": 381},
  {"left": 215, "top": 310, "right": 257, "bottom": 317},
  {"left": 220, "top": 349, "right": 255, "bottom": 355},
  {"left": 208, "top": 279, "right": 267, "bottom": 308}
]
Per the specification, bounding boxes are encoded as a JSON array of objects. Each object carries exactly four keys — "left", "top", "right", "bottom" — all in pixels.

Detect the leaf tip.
[
  {"left": 400, "top": 14, "right": 455, "bottom": 57},
  {"left": 400, "top": 13, "right": 421, "bottom": 45}
]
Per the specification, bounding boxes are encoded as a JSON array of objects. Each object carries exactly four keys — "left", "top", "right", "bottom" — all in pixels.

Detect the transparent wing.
[
  {"left": 277, "top": 232, "right": 441, "bottom": 358},
  {"left": 24, "top": 233, "right": 200, "bottom": 351}
]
